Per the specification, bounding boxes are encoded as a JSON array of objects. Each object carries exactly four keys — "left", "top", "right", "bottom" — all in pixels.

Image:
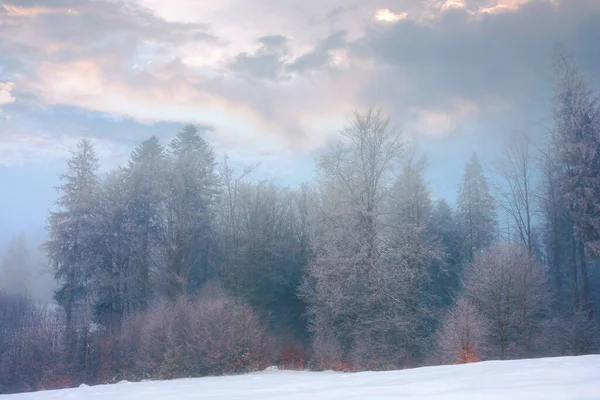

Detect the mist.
[{"left": 1, "top": 0, "right": 600, "bottom": 396}]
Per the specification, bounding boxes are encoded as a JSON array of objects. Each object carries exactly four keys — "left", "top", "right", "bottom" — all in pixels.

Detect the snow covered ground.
[{"left": 4, "top": 355, "right": 600, "bottom": 400}]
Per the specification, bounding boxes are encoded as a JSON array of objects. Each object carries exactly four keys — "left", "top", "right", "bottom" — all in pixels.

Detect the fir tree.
[{"left": 457, "top": 154, "right": 497, "bottom": 260}]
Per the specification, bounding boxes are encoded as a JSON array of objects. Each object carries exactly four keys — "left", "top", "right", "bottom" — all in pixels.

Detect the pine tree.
[
  {"left": 552, "top": 51, "right": 600, "bottom": 325},
  {"left": 125, "top": 136, "right": 166, "bottom": 311},
  {"left": 162, "top": 125, "right": 219, "bottom": 298},
  {"left": 430, "top": 199, "right": 463, "bottom": 306},
  {"left": 94, "top": 170, "right": 131, "bottom": 329},
  {"left": 386, "top": 151, "right": 444, "bottom": 361},
  {"left": 45, "top": 138, "right": 101, "bottom": 380},
  {"left": 457, "top": 154, "right": 497, "bottom": 260}
]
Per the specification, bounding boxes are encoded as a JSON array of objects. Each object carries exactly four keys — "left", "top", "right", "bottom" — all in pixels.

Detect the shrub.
[
  {"left": 0, "top": 292, "right": 66, "bottom": 394},
  {"left": 456, "top": 341, "right": 480, "bottom": 364},
  {"left": 118, "top": 281, "right": 275, "bottom": 379}
]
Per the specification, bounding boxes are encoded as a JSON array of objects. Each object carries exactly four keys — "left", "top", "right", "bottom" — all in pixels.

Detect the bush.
[
  {"left": 456, "top": 341, "right": 480, "bottom": 364},
  {"left": 0, "top": 292, "right": 66, "bottom": 394},
  {"left": 279, "top": 343, "right": 306, "bottom": 370},
  {"left": 433, "top": 297, "right": 489, "bottom": 365},
  {"left": 118, "top": 281, "right": 275, "bottom": 380}
]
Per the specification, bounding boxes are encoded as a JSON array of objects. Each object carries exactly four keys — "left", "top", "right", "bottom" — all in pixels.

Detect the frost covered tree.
[
  {"left": 384, "top": 151, "right": 445, "bottom": 361},
  {"left": 435, "top": 297, "right": 489, "bottom": 364},
  {"left": 45, "top": 138, "right": 101, "bottom": 379},
  {"left": 93, "top": 170, "right": 131, "bottom": 329},
  {"left": 462, "top": 243, "right": 552, "bottom": 359},
  {"left": 389, "top": 150, "right": 432, "bottom": 225},
  {"left": 301, "top": 107, "right": 411, "bottom": 369},
  {"left": 91, "top": 137, "right": 168, "bottom": 329},
  {"left": 430, "top": 199, "right": 464, "bottom": 307},
  {"left": 457, "top": 154, "right": 497, "bottom": 260},
  {"left": 123, "top": 136, "right": 166, "bottom": 311},
  {"left": 160, "top": 125, "right": 219, "bottom": 298},
  {"left": 551, "top": 51, "right": 600, "bottom": 325},
  {"left": 494, "top": 133, "right": 537, "bottom": 255},
  {"left": 216, "top": 177, "right": 309, "bottom": 335}
]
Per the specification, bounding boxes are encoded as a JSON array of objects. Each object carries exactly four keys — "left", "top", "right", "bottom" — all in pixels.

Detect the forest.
[{"left": 0, "top": 52, "right": 599, "bottom": 394}]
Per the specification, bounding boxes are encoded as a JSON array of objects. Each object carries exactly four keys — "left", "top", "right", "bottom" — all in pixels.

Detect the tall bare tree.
[
  {"left": 463, "top": 243, "right": 552, "bottom": 359},
  {"left": 494, "top": 133, "right": 537, "bottom": 255},
  {"left": 434, "top": 297, "right": 490, "bottom": 364},
  {"left": 301, "top": 107, "right": 409, "bottom": 368}
]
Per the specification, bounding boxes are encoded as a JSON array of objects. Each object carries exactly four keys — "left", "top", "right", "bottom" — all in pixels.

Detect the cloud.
[
  {"left": 0, "top": 82, "right": 16, "bottom": 106},
  {"left": 374, "top": 9, "right": 409, "bottom": 23},
  {"left": 0, "top": 0, "right": 215, "bottom": 69},
  {"left": 0, "top": 101, "right": 186, "bottom": 167},
  {"left": 352, "top": 0, "right": 600, "bottom": 127},
  {"left": 407, "top": 98, "right": 478, "bottom": 138},
  {"left": 440, "top": 0, "right": 468, "bottom": 12},
  {"left": 1, "top": 0, "right": 366, "bottom": 158},
  {"left": 287, "top": 30, "right": 347, "bottom": 73},
  {"left": 230, "top": 30, "right": 349, "bottom": 79},
  {"left": 1, "top": 0, "right": 600, "bottom": 170},
  {"left": 0, "top": 125, "right": 80, "bottom": 166},
  {"left": 230, "top": 35, "right": 290, "bottom": 81}
]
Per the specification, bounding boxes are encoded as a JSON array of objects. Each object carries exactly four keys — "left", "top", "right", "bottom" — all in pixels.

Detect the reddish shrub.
[
  {"left": 279, "top": 344, "right": 306, "bottom": 370},
  {"left": 118, "top": 282, "right": 275, "bottom": 379},
  {"left": 456, "top": 341, "right": 480, "bottom": 364}
]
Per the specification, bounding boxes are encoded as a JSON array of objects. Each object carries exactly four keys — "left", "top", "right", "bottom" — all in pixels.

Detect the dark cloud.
[
  {"left": 258, "top": 35, "right": 288, "bottom": 49},
  {"left": 288, "top": 30, "right": 347, "bottom": 73},
  {"left": 230, "top": 44, "right": 289, "bottom": 81},
  {"left": 351, "top": 0, "right": 600, "bottom": 111},
  {"left": 231, "top": 29, "right": 349, "bottom": 80}
]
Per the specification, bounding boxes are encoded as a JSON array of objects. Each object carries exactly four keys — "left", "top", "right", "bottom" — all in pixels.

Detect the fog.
[{"left": 1, "top": 0, "right": 600, "bottom": 395}]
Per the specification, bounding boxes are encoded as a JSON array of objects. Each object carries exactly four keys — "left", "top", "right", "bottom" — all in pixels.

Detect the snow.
[{"left": 5, "top": 356, "right": 600, "bottom": 400}]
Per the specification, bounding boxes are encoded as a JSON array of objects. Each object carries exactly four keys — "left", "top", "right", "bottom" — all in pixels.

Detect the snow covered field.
[{"left": 4, "top": 356, "right": 600, "bottom": 400}]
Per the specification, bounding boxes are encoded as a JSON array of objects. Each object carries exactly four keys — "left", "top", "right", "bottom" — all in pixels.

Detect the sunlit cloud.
[
  {"left": 375, "top": 9, "right": 408, "bottom": 23},
  {"left": 440, "top": 0, "right": 468, "bottom": 12},
  {"left": 0, "top": 82, "right": 16, "bottom": 106},
  {"left": 20, "top": 56, "right": 360, "bottom": 156},
  {"left": 2, "top": 4, "right": 78, "bottom": 17},
  {"left": 436, "top": 0, "right": 539, "bottom": 17},
  {"left": 479, "top": 0, "right": 531, "bottom": 14},
  {"left": 0, "top": 0, "right": 595, "bottom": 169},
  {"left": 407, "top": 99, "right": 478, "bottom": 139}
]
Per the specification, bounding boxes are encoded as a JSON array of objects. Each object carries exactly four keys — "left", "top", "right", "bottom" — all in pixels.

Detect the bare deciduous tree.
[
  {"left": 463, "top": 243, "right": 552, "bottom": 359},
  {"left": 434, "top": 297, "right": 490, "bottom": 365},
  {"left": 493, "top": 132, "right": 537, "bottom": 255}
]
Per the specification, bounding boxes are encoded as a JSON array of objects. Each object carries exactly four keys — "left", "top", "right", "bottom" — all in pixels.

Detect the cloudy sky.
[{"left": 1, "top": 0, "right": 599, "bottom": 245}]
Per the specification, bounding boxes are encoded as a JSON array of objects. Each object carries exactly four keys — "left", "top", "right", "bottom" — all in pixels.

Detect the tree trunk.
[
  {"left": 522, "top": 259, "right": 529, "bottom": 358},
  {"left": 578, "top": 240, "right": 593, "bottom": 322},
  {"left": 571, "top": 235, "right": 581, "bottom": 354}
]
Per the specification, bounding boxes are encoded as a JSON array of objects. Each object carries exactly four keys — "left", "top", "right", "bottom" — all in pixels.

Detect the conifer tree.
[
  {"left": 45, "top": 138, "right": 101, "bottom": 378},
  {"left": 457, "top": 154, "right": 497, "bottom": 260},
  {"left": 162, "top": 125, "right": 219, "bottom": 297}
]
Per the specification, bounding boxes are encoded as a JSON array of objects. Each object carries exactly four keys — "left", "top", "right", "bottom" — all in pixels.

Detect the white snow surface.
[{"left": 4, "top": 355, "right": 600, "bottom": 399}]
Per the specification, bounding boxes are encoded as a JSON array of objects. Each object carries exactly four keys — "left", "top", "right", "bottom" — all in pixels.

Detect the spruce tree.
[
  {"left": 45, "top": 138, "right": 101, "bottom": 379},
  {"left": 457, "top": 153, "right": 497, "bottom": 260}
]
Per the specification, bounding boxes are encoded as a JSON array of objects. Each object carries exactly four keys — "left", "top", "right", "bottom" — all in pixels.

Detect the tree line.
[{"left": 0, "top": 51, "right": 598, "bottom": 394}]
